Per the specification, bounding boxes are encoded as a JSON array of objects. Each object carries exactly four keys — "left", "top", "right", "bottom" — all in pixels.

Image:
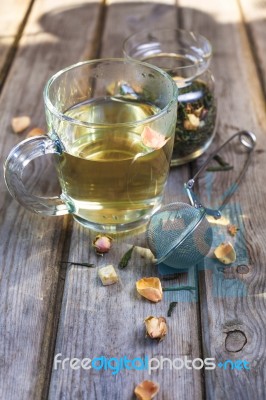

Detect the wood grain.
[
  {"left": 49, "top": 231, "right": 203, "bottom": 400},
  {"left": 1, "top": 0, "right": 266, "bottom": 399},
  {"left": 101, "top": 0, "right": 179, "bottom": 57},
  {"left": 0, "top": 0, "right": 33, "bottom": 88},
  {"left": 239, "top": 0, "right": 266, "bottom": 96},
  {"left": 0, "top": 0, "right": 102, "bottom": 399},
  {"left": 48, "top": 1, "right": 204, "bottom": 399},
  {"left": 178, "top": 0, "right": 266, "bottom": 398}
]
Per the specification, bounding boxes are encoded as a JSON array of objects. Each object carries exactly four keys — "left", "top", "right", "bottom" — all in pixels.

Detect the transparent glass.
[
  {"left": 124, "top": 28, "right": 217, "bottom": 166},
  {"left": 4, "top": 58, "right": 178, "bottom": 233}
]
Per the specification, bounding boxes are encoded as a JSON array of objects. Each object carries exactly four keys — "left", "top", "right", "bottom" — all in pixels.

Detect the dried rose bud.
[
  {"left": 144, "top": 316, "right": 167, "bottom": 341},
  {"left": 93, "top": 235, "right": 113, "bottom": 255},
  {"left": 136, "top": 277, "right": 163, "bottom": 303},
  {"left": 214, "top": 242, "right": 236, "bottom": 264},
  {"left": 134, "top": 380, "right": 160, "bottom": 400},
  {"left": 227, "top": 224, "right": 239, "bottom": 237},
  {"left": 11, "top": 116, "right": 31, "bottom": 133}
]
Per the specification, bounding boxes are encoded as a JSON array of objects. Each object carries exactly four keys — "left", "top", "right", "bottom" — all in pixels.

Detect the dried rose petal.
[
  {"left": 144, "top": 316, "right": 167, "bottom": 341},
  {"left": 141, "top": 127, "right": 169, "bottom": 149},
  {"left": 26, "top": 127, "right": 45, "bottom": 138},
  {"left": 136, "top": 277, "right": 162, "bottom": 303},
  {"left": 172, "top": 75, "right": 186, "bottom": 88},
  {"left": 214, "top": 242, "right": 236, "bottom": 264},
  {"left": 11, "top": 116, "right": 31, "bottom": 133},
  {"left": 134, "top": 246, "right": 156, "bottom": 263},
  {"left": 227, "top": 224, "right": 239, "bottom": 237},
  {"left": 93, "top": 235, "right": 113, "bottom": 255},
  {"left": 194, "top": 106, "right": 204, "bottom": 117},
  {"left": 183, "top": 114, "right": 200, "bottom": 130},
  {"left": 134, "top": 380, "right": 160, "bottom": 400}
]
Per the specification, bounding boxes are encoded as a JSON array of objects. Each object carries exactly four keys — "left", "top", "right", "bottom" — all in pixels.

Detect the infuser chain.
[{"left": 184, "top": 130, "right": 256, "bottom": 219}]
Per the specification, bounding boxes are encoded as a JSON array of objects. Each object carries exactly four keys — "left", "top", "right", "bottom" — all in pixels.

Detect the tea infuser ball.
[
  {"left": 146, "top": 202, "right": 213, "bottom": 269},
  {"left": 146, "top": 130, "right": 256, "bottom": 269}
]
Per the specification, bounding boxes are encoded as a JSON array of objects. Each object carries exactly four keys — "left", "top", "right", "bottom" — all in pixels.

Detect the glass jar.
[{"left": 124, "top": 28, "right": 217, "bottom": 166}]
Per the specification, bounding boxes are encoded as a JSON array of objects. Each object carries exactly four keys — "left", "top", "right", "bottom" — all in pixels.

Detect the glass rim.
[
  {"left": 123, "top": 27, "right": 212, "bottom": 70},
  {"left": 43, "top": 58, "right": 178, "bottom": 128}
]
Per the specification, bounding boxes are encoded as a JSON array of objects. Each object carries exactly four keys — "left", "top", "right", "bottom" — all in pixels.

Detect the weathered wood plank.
[
  {"left": 178, "top": 0, "right": 266, "bottom": 398},
  {"left": 0, "top": 1, "right": 102, "bottom": 399},
  {"left": 48, "top": 1, "right": 204, "bottom": 400},
  {"left": 239, "top": 0, "right": 266, "bottom": 96},
  {"left": 100, "top": 0, "right": 179, "bottom": 57},
  {"left": 49, "top": 233, "right": 203, "bottom": 400},
  {"left": 0, "top": 0, "right": 33, "bottom": 86}
]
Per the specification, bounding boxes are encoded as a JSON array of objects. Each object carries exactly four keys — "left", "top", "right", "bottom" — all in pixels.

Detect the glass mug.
[
  {"left": 124, "top": 28, "right": 217, "bottom": 166},
  {"left": 4, "top": 59, "right": 178, "bottom": 233}
]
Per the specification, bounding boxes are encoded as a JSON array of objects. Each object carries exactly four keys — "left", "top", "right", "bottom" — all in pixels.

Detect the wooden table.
[{"left": 0, "top": 0, "right": 265, "bottom": 399}]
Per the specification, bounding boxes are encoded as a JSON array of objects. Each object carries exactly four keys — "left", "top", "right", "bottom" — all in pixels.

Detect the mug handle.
[{"left": 4, "top": 135, "right": 70, "bottom": 216}]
